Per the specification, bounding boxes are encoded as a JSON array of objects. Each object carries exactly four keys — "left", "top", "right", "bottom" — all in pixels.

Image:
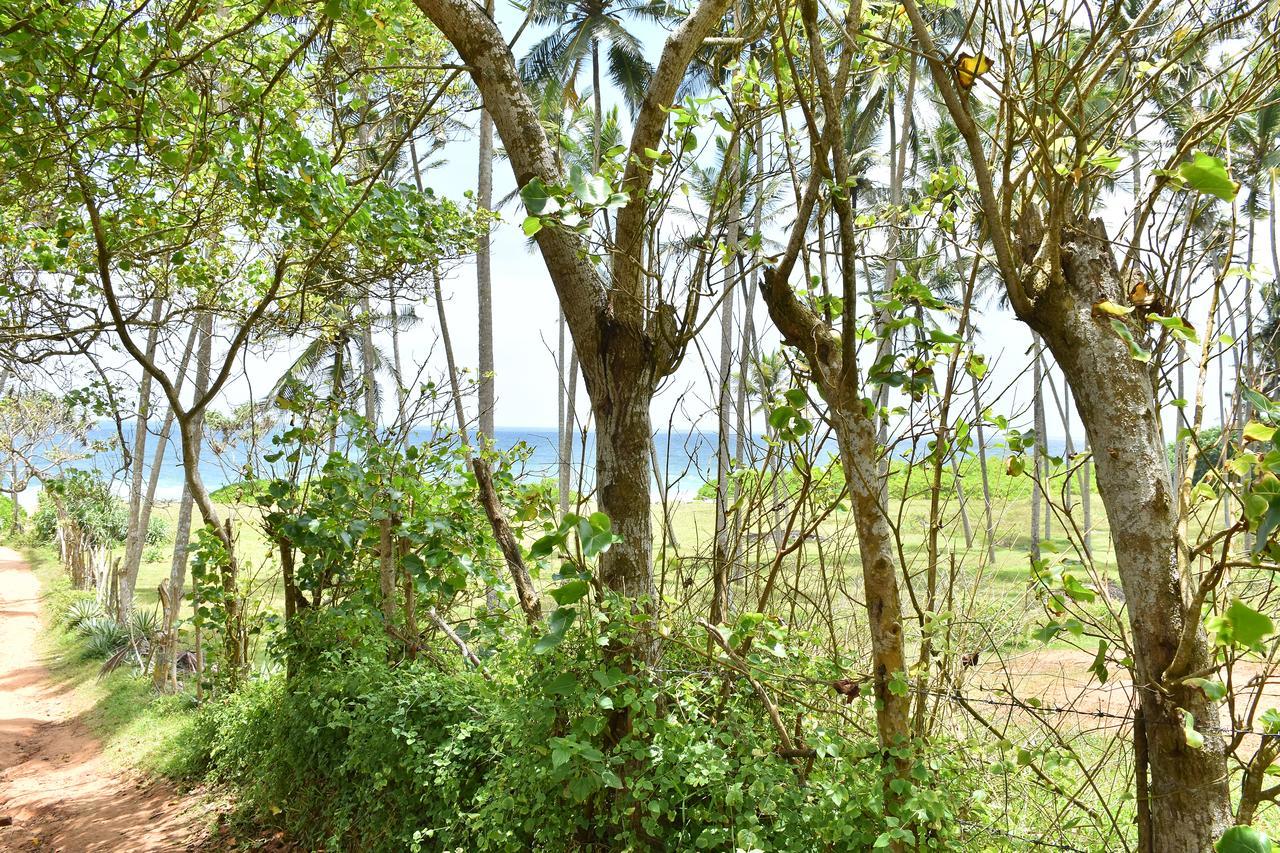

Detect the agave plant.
[
  {"left": 128, "top": 608, "right": 161, "bottom": 642},
  {"left": 62, "top": 597, "right": 103, "bottom": 630},
  {"left": 79, "top": 616, "right": 128, "bottom": 659}
]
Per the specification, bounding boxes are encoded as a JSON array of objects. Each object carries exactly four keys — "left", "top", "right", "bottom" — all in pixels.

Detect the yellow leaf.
[{"left": 1094, "top": 300, "right": 1133, "bottom": 316}]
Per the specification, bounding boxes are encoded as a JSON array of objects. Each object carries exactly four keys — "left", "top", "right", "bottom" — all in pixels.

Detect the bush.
[
  {"left": 30, "top": 471, "right": 129, "bottom": 546},
  {"left": 0, "top": 493, "right": 20, "bottom": 536},
  {"left": 192, "top": 610, "right": 983, "bottom": 852},
  {"left": 145, "top": 514, "right": 169, "bottom": 545}
]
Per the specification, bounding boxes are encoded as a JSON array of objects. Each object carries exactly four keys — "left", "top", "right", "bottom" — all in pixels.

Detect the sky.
[{"left": 24, "top": 5, "right": 1268, "bottom": 447}]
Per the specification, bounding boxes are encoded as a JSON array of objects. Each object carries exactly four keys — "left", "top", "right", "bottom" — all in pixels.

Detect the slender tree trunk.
[
  {"left": 477, "top": 15, "right": 496, "bottom": 444},
  {"left": 434, "top": 271, "right": 542, "bottom": 621},
  {"left": 833, "top": 412, "right": 910, "bottom": 749},
  {"left": 557, "top": 317, "right": 570, "bottom": 514},
  {"left": 360, "top": 297, "right": 378, "bottom": 424},
  {"left": 711, "top": 137, "right": 742, "bottom": 623},
  {"left": 119, "top": 298, "right": 163, "bottom": 619},
  {"left": 968, "top": 329, "right": 997, "bottom": 564},
  {"left": 154, "top": 316, "right": 212, "bottom": 691},
  {"left": 125, "top": 323, "right": 198, "bottom": 624},
  {"left": 9, "top": 464, "right": 20, "bottom": 535},
  {"left": 560, "top": 354, "right": 579, "bottom": 513},
  {"left": 1030, "top": 338, "right": 1046, "bottom": 557}
]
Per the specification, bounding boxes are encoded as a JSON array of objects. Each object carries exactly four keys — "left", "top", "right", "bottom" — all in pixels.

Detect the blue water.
[
  {"left": 30, "top": 422, "right": 1069, "bottom": 507},
  {"left": 56, "top": 424, "right": 725, "bottom": 503}
]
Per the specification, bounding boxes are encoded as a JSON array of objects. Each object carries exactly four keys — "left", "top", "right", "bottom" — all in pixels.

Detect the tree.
[
  {"left": 900, "top": 0, "right": 1279, "bottom": 843},
  {"left": 406, "top": 0, "right": 736, "bottom": 602},
  {"left": 0, "top": 392, "right": 96, "bottom": 534},
  {"left": 754, "top": 0, "right": 917, "bottom": 795},
  {"left": 518, "top": 0, "right": 670, "bottom": 516}
]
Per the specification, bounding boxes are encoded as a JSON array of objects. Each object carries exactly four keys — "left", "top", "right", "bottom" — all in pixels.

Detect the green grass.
[{"left": 23, "top": 545, "right": 206, "bottom": 779}]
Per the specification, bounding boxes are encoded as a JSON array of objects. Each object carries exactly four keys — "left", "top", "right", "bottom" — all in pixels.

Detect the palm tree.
[
  {"left": 270, "top": 303, "right": 416, "bottom": 451},
  {"left": 520, "top": 0, "right": 668, "bottom": 515},
  {"left": 518, "top": 0, "right": 668, "bottom": 122}
]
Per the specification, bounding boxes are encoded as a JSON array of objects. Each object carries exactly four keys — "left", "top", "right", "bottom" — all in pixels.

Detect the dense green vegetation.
[{"left": 4, "top": 0, "right": 1280, "bottom": 849}]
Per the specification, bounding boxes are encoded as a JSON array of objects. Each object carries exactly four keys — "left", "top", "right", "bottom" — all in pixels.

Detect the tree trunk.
[
  {"left": 119, "top": 298, "right": 163, "bottom": 619},
  {"left": 968, "top": 337, "right": 997, "bottom": 564},
  {"left": 360, "top": 297, "right": 378, "bottom": 425},
  {"left": 711, "top": 135, "right": 741, "bottom": 623},
  {"left": 583, "top": 335, "right": 656, "bottom": 601},
  {"left": 124, "top": 322, "right": 198, "bottom": 624},
  {"left": 9, "top": 464, "right": 19, "bottom": 535},
  {"left": 1031, "top": 338, "right": 1046, "bottom": 556},
  {"left": 1026, "top": 218, "right": 1231, "bottom": 849},
  {"left": 154, "top": 316, "right": 211, "bottom": 691},
  {"left": 476, "top": 0, "right": 496, "bottom": 444},
  {"left": 832, "top": 411, "right": 910, "bottom": 751}
]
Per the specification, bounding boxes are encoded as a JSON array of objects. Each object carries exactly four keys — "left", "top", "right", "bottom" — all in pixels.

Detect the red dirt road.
[{"left": 0, "top": 546, "right": 209, "bottom": 852}]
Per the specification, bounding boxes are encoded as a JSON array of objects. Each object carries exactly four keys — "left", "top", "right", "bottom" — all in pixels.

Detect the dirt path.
[{"left": 0, "top": 546, "right": 210, "bottom": 852}]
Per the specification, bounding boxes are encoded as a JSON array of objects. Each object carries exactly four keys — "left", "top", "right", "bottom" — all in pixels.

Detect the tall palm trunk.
[
  {"left": 711, "top": 134, "right": 742, "bottom": 624},
  {"left": 476, "top": 0, "right": 496, "bottom": 445}
]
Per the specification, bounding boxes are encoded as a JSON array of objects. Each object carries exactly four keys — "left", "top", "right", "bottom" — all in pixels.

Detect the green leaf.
[
  {"left": 1185, "top": 677, "right": 1228, "bottom": 702},
  {"left": 1109, "top": 318, "right": 1152, "bottom": 362},
  {"left": 1183, "top": 711, "right": 1205, "bottom": 749},
  {"left": 1244, "top": 421, "right": 1277, "bottom": 443},
  {"left": 521, "top": 215, "right": 542, "bottom": 237},
  {"left": 1147, "top": 313, "right": 1199, "bottom": 345},
  {"left": 768, "top": 405, "right": 796, "bottom": 429},
  {"left": 550, "top": 579, "right": 589, "bottom": 606},
  {"left": 1216, "top": 826, "right": 1271, "bottom": 853},
  {"left": 1179, "top": 152, "right": 1238, "bottom": 202},
  {"left": 1062, "top": 573, "right": 1096, "bottom": 603},
  {"left": 520, "top": 177, "right": 561, "bottom": 216},
  {"left": 1088, "top": 639, "right": 1109, "bottom": 684},
  {"left": 1226, "top": 599, "right": 1274, "bottom": 648},
  {"left": 533, "top": 632, "right": 564, "bottom": 654},
  {"left": 569, "top": 164, "right": 611, "bottom": 206}
]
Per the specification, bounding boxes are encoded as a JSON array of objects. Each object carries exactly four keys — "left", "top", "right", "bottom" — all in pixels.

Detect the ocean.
[{"left": 19, "top": 422, "right": 1067, "bottom": 509}]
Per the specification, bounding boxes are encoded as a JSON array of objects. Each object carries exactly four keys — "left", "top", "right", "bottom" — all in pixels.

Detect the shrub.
[
  {"left": 193, "top": 610, "right": 983, "bottom": 852},
  {"left": 0, "top": 493, "right": 20, "bottom": 536},
  {"left": 209, "top": 479, "right": 270, "bottom": 504},
  {"left": 145, "top": 515, "right": 169, "bottom": 545}
]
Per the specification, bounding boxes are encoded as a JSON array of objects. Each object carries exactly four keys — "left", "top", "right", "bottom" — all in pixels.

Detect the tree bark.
[
  {"left": 125, "top": 321, "right": 198, "bottom": 622},
  {"left": 757, "top": 173, "right": 911, "bottom": 777},
  {"left": 1025, "top": 219, "right": 1231, "bottom": 849},
  {"left": 154, "top": 314, "right": 212, "bottom": 691}
]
